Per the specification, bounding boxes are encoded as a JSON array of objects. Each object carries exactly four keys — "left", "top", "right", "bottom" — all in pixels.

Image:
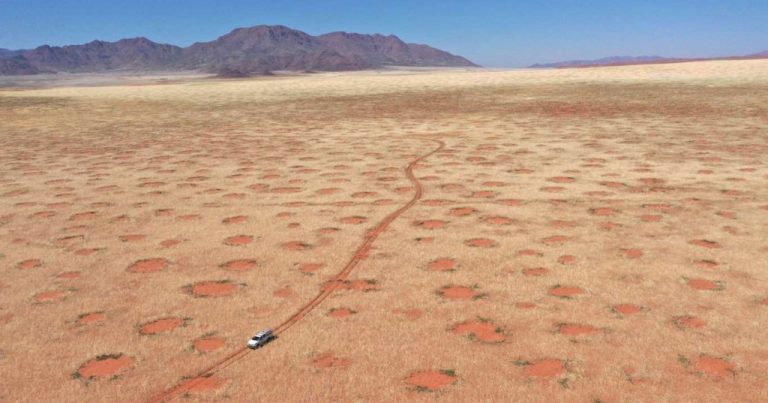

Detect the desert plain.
[{"left": 1, "top": 60, "right": 768, "bottom": 402}]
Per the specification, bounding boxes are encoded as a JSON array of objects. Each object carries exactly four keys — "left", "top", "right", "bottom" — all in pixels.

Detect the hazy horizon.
[{"left": 1, "top": 0, "right": 766, "bottom": 67}]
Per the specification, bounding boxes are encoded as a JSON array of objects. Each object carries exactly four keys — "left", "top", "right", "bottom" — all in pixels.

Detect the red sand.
[
  {"left": 193, "top": 337, "right": 226, "bottom": 353},
  {"left": 427, "top": 258, "right": 457, "bottom": 271},
  {"left": 405, "top": 370, "right": 456, "bottom": 390},
  {"left": 558, "top": 323, "right": 600, "bottom": 336},
  {"left": 523, "top": 359, "right": 567, "bottom": 379},
  {"left": 311, "top": 352, "right": 351, "bottom": 369},
  {"left": 77, "top": 355, "right": 133, "bottom": 380},
  {"left": 692, "top": 355, "right": 735, "bottom": 378},
  {"left": 453, "top": 320, "right": 505, "bottom": 342},
  {"left": 440, "top": 286, "right": 479, "bottom": 300},
  {"left": 614, "top": 304, "right": 642, "bottom": 315},
  {"left": 127, "top": 258, "right": 169, "bottom": 273},
  {"left": 190, "top": 281, "right": 238, "bottom": 297},
  {"left": 464, "top": 238, "right": 497, "bottom": 248},
  {"left": 139, "top": 317, "right": 184, "bottom": 335},
  {"left": 549, "top": 285, "right": 583, "bottom": 298},
  {"left": 77, "top": 312, "right": 106, "bottom": 325},
  {"left": 221, "top": 259, "right": 258, "bottom": 272}
]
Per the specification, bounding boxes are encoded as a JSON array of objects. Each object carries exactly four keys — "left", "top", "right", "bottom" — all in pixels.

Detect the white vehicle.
[{"left": 247, "top": 329, "right": 275, "bottom": 349}]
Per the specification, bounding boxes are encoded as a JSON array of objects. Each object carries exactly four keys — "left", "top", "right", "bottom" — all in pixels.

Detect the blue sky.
[{"left": 0, "top": 0, "right": 766, "bottom": 67}]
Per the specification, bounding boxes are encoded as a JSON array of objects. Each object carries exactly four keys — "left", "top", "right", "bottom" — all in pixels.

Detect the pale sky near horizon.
[{"left": 0, "top": 0, "right": 766, "bottom": 67}]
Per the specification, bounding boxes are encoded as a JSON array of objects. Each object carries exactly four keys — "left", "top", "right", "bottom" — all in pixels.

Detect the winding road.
[{"left": 148, "top": 138, "right": 445, "bottom": 402}]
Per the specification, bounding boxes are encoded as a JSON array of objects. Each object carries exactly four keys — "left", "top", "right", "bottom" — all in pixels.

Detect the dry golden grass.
[{"left": 1, "top": 60, "right": 768, "bottom": 402}]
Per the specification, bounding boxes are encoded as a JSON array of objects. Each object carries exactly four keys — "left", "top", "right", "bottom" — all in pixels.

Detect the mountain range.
[
  {"left": 0, "top": 25, "right": 476, "bottom": 76},
  {"left": 530, "top": 51, "right": 768, "bottom": 68}
]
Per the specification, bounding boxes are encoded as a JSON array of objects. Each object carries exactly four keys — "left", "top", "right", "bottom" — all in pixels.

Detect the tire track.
[{"left": 148, "top": 138, "right": 444, "bottom": 402}]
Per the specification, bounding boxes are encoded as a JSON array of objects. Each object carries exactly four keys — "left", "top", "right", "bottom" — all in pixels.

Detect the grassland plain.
[{"left": 1, "top": 60, "right": 767, "bottom": 402}]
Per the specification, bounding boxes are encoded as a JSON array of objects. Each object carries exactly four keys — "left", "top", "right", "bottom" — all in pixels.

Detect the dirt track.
[{"left": 148, "top": 139, "right": 445, "bottom": 402}]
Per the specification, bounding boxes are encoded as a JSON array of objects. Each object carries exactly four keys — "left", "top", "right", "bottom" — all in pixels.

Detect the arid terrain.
[{"left": 1, "top": 60, "right": 767, "bottom": 402}]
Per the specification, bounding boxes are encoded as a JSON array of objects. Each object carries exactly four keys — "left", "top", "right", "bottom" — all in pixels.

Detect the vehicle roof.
[{"left": 255, "top": 329, "right": 273, "bottom": 336}]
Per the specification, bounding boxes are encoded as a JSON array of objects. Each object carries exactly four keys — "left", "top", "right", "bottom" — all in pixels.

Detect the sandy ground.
[{"left": 1, "top": 60, "right": 767, "bottom": 402}]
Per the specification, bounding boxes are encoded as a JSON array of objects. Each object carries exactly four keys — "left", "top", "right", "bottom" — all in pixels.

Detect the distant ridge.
[
  {"left": 530, "top": 51, "right": 768, "bottom": 68},
  {"left": 0, "top": 25, "right": 477, "bottom": 76}
]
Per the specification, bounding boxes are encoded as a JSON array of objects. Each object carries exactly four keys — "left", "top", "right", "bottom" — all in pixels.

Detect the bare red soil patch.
[
  {"left": 522, "top": 359, "right": 567, "bottom": 379},
  {"left": 406, "top": 370, "right": 457, "bottom": 390},
  {"left": 449, "top": 207, "right": 477, "bottom": 216},
  {"left": 691, "top": 354, "right": 736, "bottom": 379},
  {"left": 75, "top": 248, "right": 101, "bottom": 256},
  {"left": 180, "top": 375, "right": 227, "bottom": 393},
  {"left": 139, "top": 317, "right": 185, "bottom": 335},
  {"left": 281, "top": 241, "right": 312, "bottom": 251},
  {"left": 58, "top": 271, "right": 81, "bottom": 279},
  {"left": 77, "top": 354, "right": 133, "bottom": 380},
  {"left": 311, "top": 352, "right": 351, "bottom": 369},
  {"left": 549, "top": 219, "right": 578, "bottom": 228},
  {"left": 673, "top": 315, "right": 707, "bottom": 329},
  {"left": 622, "top": 248, "right": 644, "bottom": 258},
  {"left": 16, "top": 259, "right": 42, "bottom": 270},
  {"left": 547, "top": 176, "right": 576, "bottom": 183},
  {"left": 214, "top": 231, "right": 253, "bottom": 246},
  {"left": 439, "top": 285, "right": 482, "bottom": 300},
  {"left": 541, "top": 235, "right": 569, "bottom": 245},
  {"left": 189, "top": 281, "right": 238, "bottom": 298},
  {"left": 69, "top": 211, "right": 98, "bottom": 221},
  {"left": 470, "top": 190, "right": 497, "bottom": 198},
  {"left": 452, "top": 320, "right": 505, "bottom": 342},
  {"left": 119, "top": 234, "right": 146, "bottom": 242},
  {"left": 464, "top": 238, "right": 497, "bottom": 248},
  {"left": 694, "top": 259, "right": 719, "bottom": 269},
  {"left": 590, "top": 207, "right": 618, "bottom": 216},
  {"left": 77, "top": 312, "right": 106, "bottom": 325},
  {"left": 193, "top": 337, "right": 226, "bottom": 353},
  {"left": 557, "top": 323, "right": 600, "bottom": 336},
  {"left": 558, "top": 255, "right": 577, "bottom": 265},
  {"left": 517, "top": 249, "right": 543, "bottom": 257},
  {"left": 522, "top": 267, "right": 548, "bottom": 277},
  {"left": 221, "top": 259, "right": 258, "bottom": 272},
  {"left": 322, "top": 279, "right": 378, "bottom": 292},
  {"left": 127, "top": 258, "right": 169, "bottom": 273},
  {"left": 549, "top": 285, "right": 583, "bottom": 298},
  {"left": 34, "top": 290, "right": 67, "bottom": 303},
  {"left": 340, "top": 216, "right": 367, "bottom": 224},
  {"left": 392, "top": 308, "right": 424, "bottom": 320},
  {"left": 316, "top": 187, "right": 341, "bottom": 195},
  {"left": 689, "top": 239, "right": 722, "bottom": 249},
  {"left": 30, "top": 211, "right": 56, "bottom": 219},
  {"left": 427, "top": 257, "right": 457, "bottom": 272},
  {"left": 484, "top": 216, "right": 514, "bottom": 225},
  {"left": 716, "top": 211, "right": 736, "bottom": 219},
  {"left": 274, "top": 286, "right": 295, "bottom": 298},
  {"left": 298, "top": 262, "right": 324, "bottom": 274},
  {"left": 614, "top": 304, "right": 642, "bottom": 315},
  {"left": 159, "top": 239, "right": 181, "bottom": 248},
  {"left": 687, "top": 278, "right": 724, "bottom": 291},
  {"left": 222, "top": 215, "right": 248, "bottom": 224}
]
